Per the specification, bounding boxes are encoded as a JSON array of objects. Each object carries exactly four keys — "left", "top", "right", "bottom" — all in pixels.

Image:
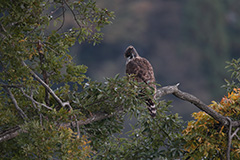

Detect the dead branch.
[
  {"left": 233, "top": 128, "right": 240, "bottom": 140},
  {"left": 20, "top": 88, "right": 53, "bottom": 110},
  {"left": 0, "top": 126, "right": 21, "bottom": 142},
  {"left": 156, "top": 84, "right": 240, "bottom": 127},
  {"left": 22, "top": 61, "right": 71, "bottom": 109},
  {"left": 226, "top": 117, "right": 232, "bottom": 160},
  {"left": 3, "top": 87, "right": 28, "bottom": 120}
]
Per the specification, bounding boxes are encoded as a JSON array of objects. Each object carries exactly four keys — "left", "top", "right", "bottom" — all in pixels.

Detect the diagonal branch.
[
  {"left": 3, "top": 87, "right": 28, "bottom": 120},
  {"left": 0, "top": 126, "right": 21, "bottom": 142},
  {"left": 20, "top": 88, "right": 53, "bottom": 110},
  {"left": 232, "top": 128, "right": 240, "bottom": 140},
  {"left": 156, "top": 83, "right": 240, "bottom": 127},
  {"left": 21, "top": 61, "right": 71, "bottom": 109}
]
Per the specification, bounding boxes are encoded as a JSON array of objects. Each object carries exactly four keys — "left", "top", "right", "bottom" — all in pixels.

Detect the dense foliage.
[{"left": 0, "top": 0, "right": 185, "bottom": 159}]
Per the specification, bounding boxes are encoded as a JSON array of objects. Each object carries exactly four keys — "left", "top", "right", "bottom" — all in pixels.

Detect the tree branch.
[
  {"left": 156, "top": 84, "right": 240, "bottom": 127},
  {"left": 22, "top": 61, "right": 71, "bottom": 109},
  {"left": 20, "top": 88, "right": 53, "bottom": 110},
  {"left": 0, "top": 82, "right": 22, "bottom": 88},
  {"left": 3, "top": 87, "right": 28, "bottom": 121},
  {"left": 63, "top": 0, "right": 82, "bottom": 29},
  {"left": 61, "top": 107, "right": 124, "bottom": 128},
  {"left": 1, "top": 84, "right": 240, "bottom": 143},
  {"left": 233, "top": 128, "right": 240, "bottom": 140},
  {"left": 0, "top": 126, "right": 21, "bottom": 142}
]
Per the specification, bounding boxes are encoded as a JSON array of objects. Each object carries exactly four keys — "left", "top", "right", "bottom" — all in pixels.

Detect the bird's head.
[{"left": 124, "top": 45, "right": 139, "bottom": 60}]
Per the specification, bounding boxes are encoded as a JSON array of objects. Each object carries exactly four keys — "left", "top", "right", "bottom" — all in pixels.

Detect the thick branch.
[
  {"left": 156, "top": 84, "right": 240, "bottom": 127},
  {"left": 0, "top": 126, "right": 21, "bottom": 142}
]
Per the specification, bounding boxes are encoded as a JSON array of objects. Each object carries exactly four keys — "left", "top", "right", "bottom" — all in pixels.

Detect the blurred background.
[{"left": 69, "top": 0, "right": 240, "bottom": 121}]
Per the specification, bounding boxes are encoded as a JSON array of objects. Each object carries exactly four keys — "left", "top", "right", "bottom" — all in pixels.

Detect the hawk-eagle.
[{"left": 124, "top": 45, "right": 157, "bottom": 117}]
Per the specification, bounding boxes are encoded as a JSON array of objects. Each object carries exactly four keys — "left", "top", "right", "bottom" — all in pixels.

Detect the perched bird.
[{"left": 124, "top": 45, "right": 157, "bottom": 117}]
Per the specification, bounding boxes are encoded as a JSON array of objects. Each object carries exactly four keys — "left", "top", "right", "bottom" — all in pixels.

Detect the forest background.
[{"left": 70, "top": 0, "right": 240, "bottom": 121}]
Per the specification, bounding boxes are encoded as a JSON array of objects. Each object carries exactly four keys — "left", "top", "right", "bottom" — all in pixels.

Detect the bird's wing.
[{"left": 126, "top": 57, "right": 155, "bottom": 84}]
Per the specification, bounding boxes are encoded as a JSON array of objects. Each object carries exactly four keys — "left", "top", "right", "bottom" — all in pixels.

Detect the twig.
[
  {"left": 0, "top": 23, "right": 12, "bottom": 39},
  {"left": 30, "top": 89, "right": 43, "bottom": 126},
  {"left": 233, "top": 128, "right": 240, "bottom": 140},
  {"left": 63, "top": 0, "right": 82, "bottom": 28},
  {"left": 3, "top": 87, "right": 28, "bottom": 120},
  {"left": 56, "top": 4, "right": 66, "bottom": 32}
]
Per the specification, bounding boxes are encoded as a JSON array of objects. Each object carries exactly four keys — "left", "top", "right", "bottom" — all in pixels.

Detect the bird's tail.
[{"left": 146, "top": 98, "right": 156, "bottom": 117}]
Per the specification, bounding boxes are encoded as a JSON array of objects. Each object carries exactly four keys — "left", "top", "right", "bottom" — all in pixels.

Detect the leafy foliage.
[
  {"left": 0, "top": 0, "right": 113, "bottom": 159},
  {"left": 183, "top": 88, "right": 240, "bottom": 159},
  {"left": 223, "top": 58, "right": 240, "bottom": 92},
  {"left": 94, "top": 101, "right": 185, "bottom": 160},
  {"left": 0, "top": 1, "right": 186, "bottom": 159}
]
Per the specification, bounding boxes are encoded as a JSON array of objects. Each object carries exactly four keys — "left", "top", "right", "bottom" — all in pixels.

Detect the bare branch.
[
  {"left": 157, "top": 84, "right": 240, "bottom": 127},
  {"left": 172, "top": 87, "right": 228, "bottom": 125},
  {"left": 0, "top": 82, "right": 22, "bottom": 88},
  {"left": 3, "top": 87, "right": 28, "bottom": 120},
  {"left": 156, "top": 83, "right": 180, "bottom": 97},
  {"left": 0, "top": 126, "right": 21, "bottom": 142},
  {"left": 233, "top": 128, "right": 240, "bottom": 140},
  {"left": 20, "top": 88, "right": 53, "bottom": 110},
  {"left": 22, "top": 61, "right": 71, "bottom": 109},
  {"left": 226, "top": 121, "right": 240, "bottom": 160},
  {"left": 61, "top": 107, "right": 124, "bottom": 128},
  {"left": 226, "top": 117, "right": 232, "bottom": 160}
]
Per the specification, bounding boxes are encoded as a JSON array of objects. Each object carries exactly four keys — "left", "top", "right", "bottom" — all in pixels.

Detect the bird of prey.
[{"left": 124, "top": 45, "right": 157, "bottom": 117}]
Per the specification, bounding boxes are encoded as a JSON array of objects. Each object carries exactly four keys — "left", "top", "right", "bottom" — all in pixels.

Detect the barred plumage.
[{"left": 124, "top": 45, "right": 157, "bottom": 117}]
